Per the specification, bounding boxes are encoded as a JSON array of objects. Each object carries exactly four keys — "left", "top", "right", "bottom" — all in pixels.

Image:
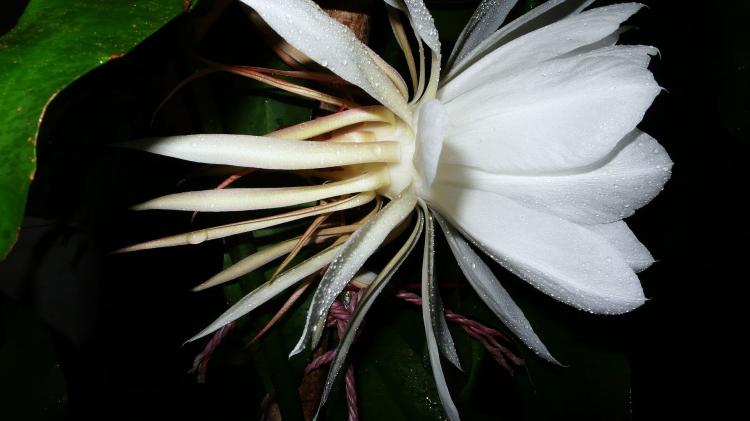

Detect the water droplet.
[{"left": 188, "top": 231, "right": 208, "bottom": 245}]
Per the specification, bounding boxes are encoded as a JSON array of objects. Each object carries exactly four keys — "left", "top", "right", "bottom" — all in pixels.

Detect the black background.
[{"left": 0, "top": 0, "right": 745, "bottom": 419}]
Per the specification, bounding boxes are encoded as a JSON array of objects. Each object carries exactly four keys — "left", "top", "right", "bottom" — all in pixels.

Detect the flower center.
[{"left": 375, "top": 100, "right": 447, "bottom": 198}]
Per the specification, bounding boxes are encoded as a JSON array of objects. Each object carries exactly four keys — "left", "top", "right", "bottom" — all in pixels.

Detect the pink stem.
[
  {"left": 248, "top": 281, "right": 311, "bottom": 346},
  {"left": 189, "top": 321, "right": 235, "bottom": 383},
  {"left": 304, "top": 350, "right": 336, "bottom": 375},
  {"left": 394, "top": 290, "right": 523, "bottom": 372},
  {"left": 345, "top": 365, "right": 358, "bottom": 421}
]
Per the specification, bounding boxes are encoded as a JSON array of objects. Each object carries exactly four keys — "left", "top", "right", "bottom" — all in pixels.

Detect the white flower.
[{"left": 121, "top": 0, "right": 671, "bottom": 418}]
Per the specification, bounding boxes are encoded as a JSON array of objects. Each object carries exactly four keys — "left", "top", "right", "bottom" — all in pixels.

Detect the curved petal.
[
  {"left": 387, "top": 0, "right": 442, "bottom": 102},
  {"left": 586, "top": 221, "right": 655, "bottom": 273},
  {"left": 238, "top": 0, "right": 411, "bottom": 123},
  {"left": 290, "top": 188, "right": 418, "bottom": 356},
  {"left": 441, "top": 46, "right": 661, "bottom": 174},
  {"left": 445, "top": 0, "right": 519, "bottom": 74},
  {"left": 421, "top": 207, "right": 459, "bottom": 421},
  {"left": 420, "top": 201, "right": 461, "bottom": 370},
  {"left": 443, "top": 0, "right": 595, "bottom": 81},
  {"left": 315, "top": 210, "right": 424, "bottom": 419},
  {"left": 440, "top": 3, "right": 644, "bottom": 101},
  {"left": 435, "top": 130, "right": 672, "bottom": 224},
  {"left": 414, "top": 99, "right": 448, "bottom": 188},
  {"left": 427, "top": 185, "right": 646, "bottom": 314},
  {"left": 399, "top": 0, "right": 441, "bottom": 54},
  {"left": 187, "top": 244, "right": 343, "bottom": 343},
  {"left": 433, "top": 211, "right": 559, "bottom": 364}
]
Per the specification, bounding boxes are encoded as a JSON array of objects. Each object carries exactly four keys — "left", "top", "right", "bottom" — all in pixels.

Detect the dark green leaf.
[{"left": 0, "top": 0, "right": 185, "bottom": 259}]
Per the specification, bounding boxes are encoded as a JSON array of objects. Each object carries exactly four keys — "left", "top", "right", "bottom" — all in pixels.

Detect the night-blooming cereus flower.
[{"left": 120, "top": 0, "right": 671, "bottom": 419}]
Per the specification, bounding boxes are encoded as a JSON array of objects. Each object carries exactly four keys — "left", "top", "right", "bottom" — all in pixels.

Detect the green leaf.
[
  {"left": 0, "top": 0, "right": 185, "bottom": 259},
  {"left": 347, "top": 300, "right": 446, "bottom": 421}
]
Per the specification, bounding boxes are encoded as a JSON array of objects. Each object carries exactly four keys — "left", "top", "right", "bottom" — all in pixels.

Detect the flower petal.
[
  {"left": 290, "top": 188, "right": 418, "bottom": 356},
  {"left": 441, "top": 46, "right": 660, "bottom": 174},
  {"left": 187, "top": 244, "right": 343, "bottom": 343},
  {"left": 388, "top": 0, "right": 442, "bottom": 102},
  {"left": 120, "top": 134, "right": 399, "bottom": 169},
  {"left": 440, "top": 3, "right": 643, "bottom": 100},
  {"left": 117, "top": 192, "right": 374, "bottom": 252},
  {"left": 238, "top": 0, "right": 411, "bottom": 123},
  {"left": 443, "top": 0, "right": 596, "bottom": 81},
  {"left": 427, "top": 185, "right": 646, "bottom": 314},
  {"left": 421, "top": 209, "right": 459, "bottom": 420},
  {"left": 414, "top": 99, "right": 448, "bottom": 188},
  {"left": 433, "top": 211, "right": 559, "bottom": 364},
  {"left": 445, "top": 0, "right": 520, "bottom": 74},
  {"left": 400, "top": 0, "right": 441, "bottom": 54},
  {"left": 193, "top": 238, "right": 301, "bottom": 291},
  {"left": 435, "top": 130, "right": 672, "bottom": 224},
  {"left": 420, "top": 200, "right": 461, "bottom": 370},
  {"left": 131, "top": 171, "right": 388, "bottom": 212},
  {"left": 586, "top": 221, "right": 655, "bottom": 273},
  {"left": 315, "top": 210, "right": 424, "bottom": 419}
]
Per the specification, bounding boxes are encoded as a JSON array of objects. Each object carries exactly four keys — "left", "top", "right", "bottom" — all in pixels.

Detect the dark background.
[{"left": 1, "top": 0, "right": 745, "bottom": 419}]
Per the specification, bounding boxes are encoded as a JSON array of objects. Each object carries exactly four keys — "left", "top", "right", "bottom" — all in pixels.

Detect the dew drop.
[{"left": 188, "top": 231, "right": 208, "bottom": 245}]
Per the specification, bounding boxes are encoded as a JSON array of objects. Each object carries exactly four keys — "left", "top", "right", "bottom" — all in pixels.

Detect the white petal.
[
  {"left": 399, "top": 0, "right": 441, "bottom": 54},
  {"left": 446, "top": 0, "right": 519, "bottom": 73},
  {"left": 238, "top": 0, "right": 411, "bottom": 123},
  {"left": 434, "top": 211, "right": 559, "bottom": 364},
  {"left": 414, "top": 99, "right": 448, "bottom": 188},
  {"left": 290, "top": 188, "right": 418, "bottom": 356},
  {"left": 187, "top": 244, "right": 342, "bottom": 342},
  {"left": 390, "top": 0, "right": 442, "bottom": 102},
  {"left": 121, "top": 134, "right": 399, "bottom": 169},
  {"left": 118, "top": 193, "right": 374, "bottom": 252},
  {"left": 586, "top": 221, "right": 655, "bottom": 272},
  {"left": 427, "top": 185, "right": 646, "bottom": 314},
  {"left": 192, "top": 235, "right": 332, "bottom": 291},
  {"left": 440, "top": 3, "right": 643, "bottom": 100},
  {"left": 435, "top": 130, "right": 672, "bottom": 224},
  {"left": 132, "top": 171, "right": 387, "bottom": 212},
  {"left": 315, "top": 209, "right": 424, "bottom": 419},
  {"left": 441, "top": 46, "right": 660, "bottom": 174},
  {"left": 421, "top": 208, "right": 460, "bottom": 421},
  {"left": 420, "top": 201, "right": 461, "bottom": 369},
  {"left": 444, "top": 0, "right": 596, "bottom": 81}
]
